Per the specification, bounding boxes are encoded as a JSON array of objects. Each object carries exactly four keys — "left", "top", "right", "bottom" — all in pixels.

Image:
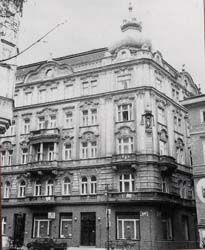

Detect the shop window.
[
  {"left": 117, "top": 213, "right": 140, "bottom": 240},
  {"left": 60, "top": 214, "right": 72, "bottom": 238}
]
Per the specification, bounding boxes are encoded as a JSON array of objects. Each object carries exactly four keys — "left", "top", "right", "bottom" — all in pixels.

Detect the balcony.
[
  {"left": 27, "top": 195, "right": 56, "bottom": 206},
  {"left": 159, "top": 155, "right": 177, "bottom": 173},
  {"left": 111, "top": 154, "right": 138, "bottom": 169},
  {"left": 27, "top": 160, "right": 59, "bottom": 176},
  {"left": 29, "top": 128, "right": 60, "bottom": 143}
]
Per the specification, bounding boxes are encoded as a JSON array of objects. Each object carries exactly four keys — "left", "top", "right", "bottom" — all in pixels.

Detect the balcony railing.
[{"left": 29, "top": 128, "right": 60, "bottom": 142}]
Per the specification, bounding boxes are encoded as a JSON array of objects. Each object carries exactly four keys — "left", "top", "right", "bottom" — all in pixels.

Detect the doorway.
[
  {"left": 13, "top": 213, "right": 26, "bottom": 247},
  {"left": 81, "top": 212, "right": 96, "bottom": 246}
]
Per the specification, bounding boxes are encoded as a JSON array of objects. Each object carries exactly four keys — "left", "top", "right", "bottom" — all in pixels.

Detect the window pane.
[
  {"left": 124, "top": 221, "right": 135, "bottom": 239},
  {"left": 118, "top": 220, "right": 122, "bottom": 239},
  {"left": 39, "top": 221, "right": 49, "bottom": 237}
]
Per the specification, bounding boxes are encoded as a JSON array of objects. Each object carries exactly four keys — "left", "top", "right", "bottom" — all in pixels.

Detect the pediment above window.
[
  {"left": 80, "top": 131, "right": 97, "bottom": 142},
  {"left": 37, "top": 108, "right": 58, "bottom": 116},
  {"left": 23, "top": 61, "right": 73, "bottom": 84},
  {"left": 115, "top": 126, "right": 135, "bottom": 138}
]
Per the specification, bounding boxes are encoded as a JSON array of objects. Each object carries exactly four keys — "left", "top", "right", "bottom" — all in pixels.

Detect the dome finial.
[{"left": 128, "top": 2, "right": 133, "bottom": 13}]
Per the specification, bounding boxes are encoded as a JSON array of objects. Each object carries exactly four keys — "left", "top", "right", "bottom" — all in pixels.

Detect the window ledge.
[{"left": 115, "top": 120, "right": 134, "bottom": 124}]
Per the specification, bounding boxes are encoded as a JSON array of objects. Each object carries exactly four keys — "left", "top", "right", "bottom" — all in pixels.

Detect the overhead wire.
[{"left": 0, "top": 20, "right": 67, "bottom": 64}]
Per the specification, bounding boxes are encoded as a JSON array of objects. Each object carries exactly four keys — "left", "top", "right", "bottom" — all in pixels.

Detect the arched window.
[
  {"left": 81, "top": 177, "right": 88, "bottom": 195},
  {"left": 34, "top": 180, "right": 42, "bottom": 196},
  {"left": 4, "top": 181, "right": 10, "bottom": 198},
  {"left": 18, "top": 180, "right": 26, "bottom": 198},
  {"left": 90, "top": 176, "right": 97, "bottom": 194},
  {"left": 62, "top": 177, "right": 71, "bottom": 195},
  {"left": 46, "top": 179, "right": 54, "bottom": 196}
]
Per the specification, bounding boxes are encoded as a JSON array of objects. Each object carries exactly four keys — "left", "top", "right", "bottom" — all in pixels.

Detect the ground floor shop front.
[{"left": 2, "top": 203, "right": 199, "bottom": 250}]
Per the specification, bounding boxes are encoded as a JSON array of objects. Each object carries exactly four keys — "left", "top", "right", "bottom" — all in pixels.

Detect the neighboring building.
[
  {"left": 182, "top": 95, "right": 205, "bottom": 248},
  {"left": 1, "top": 5, "right": 200, "bottom": 250},
  {"left": 0, "top": 0, "right": 25, "bottom": 249}
]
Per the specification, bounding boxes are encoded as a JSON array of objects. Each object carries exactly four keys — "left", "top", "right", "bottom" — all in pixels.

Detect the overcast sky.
[{"left": 17, "top": 0, "right": 205, "bottom": 90}]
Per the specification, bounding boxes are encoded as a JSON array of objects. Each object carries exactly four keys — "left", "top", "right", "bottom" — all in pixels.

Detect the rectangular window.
[
  {"left": 162, "top": 214, "right": 173, "bottom": 240},
  {"left": 159, "top": 140, "right": 167, "bottom": 155},
  {"left": 158, "top": 107, "right": 165, "bottom": 124},
  {"left": 60, "top": 214, "right": 72, "bottom": 238},
  {"left": 8, "top": 150, "right": 13, "bottom": 165},
  {"left": 117, "top": 75, "right": 131, "bottom": 89},
  {"left": 118, "top": 104, "right": 132, "bottom": 122},
  {"left": 65, "top": 112, "right": 73, "bottom": 128},
  {"left": 64, "top": 144, "right": 72, "bottom": 160},
  {"left": 38, "top": 117, "right": 45, "bottom": 130},
  {"left": 23, "top": 118, "right": 30, "bottom": 134},
  {"left": 81, "top": 142, "right": 88, "bottom": 159},
  {"left": 91, "top": 109, "right": 97, "bottom": 125},
  {"left": 33, "top": 217, "right": 50, "bottom": 238},
  {"left": 200, "top": 110, "right": 205, "bottom": 123},
  {"left": 2, "top": 217, "right": 6, "bottom": 235},
  {"left": 1, "top": 151, "right": 6, "bottom": 166},
  {"left": 22, "top": 148, "right": 28, "bottom": 164},
  {"left": 50, "top": 87, "right": 58, "bottom": 101},
  {"left": 117, "top": 137, "right": 133, "bottom": 154},
  {"left": 25, "top": 92, "right": 32, "bottom": 105},
  {"left": 82, "top": 81, "right": 89, "bottom": 95},
  {"left": 90, "top": 80, "right": 97, "bottom": 94},
  {"left": 182, "top": 215, "right": 190, "bottom": 241},
  {"left": 82, "top": 110, "right": 89, "bottom": 126},
  {"left": 90, "top": 141, "right": 97, "bottom": 158},
  {"left": 117, "top": 213, "right": 140, "bottom": 240},
  {"left": 64, "top": 84, "right": 73, "bottom": 99},
  {"left": 119, "top": 174, "right": 134, "bottom": 192},
  {"left": 10, "top": 120, "right": 16, "bottom": 135},
  {"left": 48, "top": 144, "right": 54, "bottom": 161},
  {"left": 48, "top": 115, "right": 56, "bottom": 129},
  {"left": 38, "top": 89, "right": 46, "bottom": 103}
]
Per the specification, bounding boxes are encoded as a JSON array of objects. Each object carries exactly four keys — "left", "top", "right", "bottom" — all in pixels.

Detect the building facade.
[
  {"left": 1, "top": 5, "right": 200, "bottom": 250},
  {"left": 182, "top": 95, "right": 205, "bottom": 248}
]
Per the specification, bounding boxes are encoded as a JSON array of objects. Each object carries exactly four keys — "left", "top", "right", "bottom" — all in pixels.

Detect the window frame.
[{"left": 119, "top": 173, "right": 134, "bottom": 193}]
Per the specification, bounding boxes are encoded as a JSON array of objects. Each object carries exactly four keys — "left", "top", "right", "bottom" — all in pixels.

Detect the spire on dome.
[{"left": 121, "top": 2, "right": 142, "bottom": 32}]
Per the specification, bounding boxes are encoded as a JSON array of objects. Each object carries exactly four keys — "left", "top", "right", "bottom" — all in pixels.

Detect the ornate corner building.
[{"left": 1, "top": 5, "right": 200, "bottom": 250}]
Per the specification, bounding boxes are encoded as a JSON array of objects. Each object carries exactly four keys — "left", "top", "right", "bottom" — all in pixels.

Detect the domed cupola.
[{"left": 109, "top": 3, "right": 152, "bottom": 54}]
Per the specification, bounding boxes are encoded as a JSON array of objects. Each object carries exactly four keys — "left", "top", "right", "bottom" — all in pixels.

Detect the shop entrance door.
[{"left": 81, "top": 212, "right": 96, "bottom": 246}]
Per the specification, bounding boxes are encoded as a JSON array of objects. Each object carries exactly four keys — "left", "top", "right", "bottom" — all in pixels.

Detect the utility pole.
[{"left": 105, "top": 184, "right": 110, "bottom": 250}]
